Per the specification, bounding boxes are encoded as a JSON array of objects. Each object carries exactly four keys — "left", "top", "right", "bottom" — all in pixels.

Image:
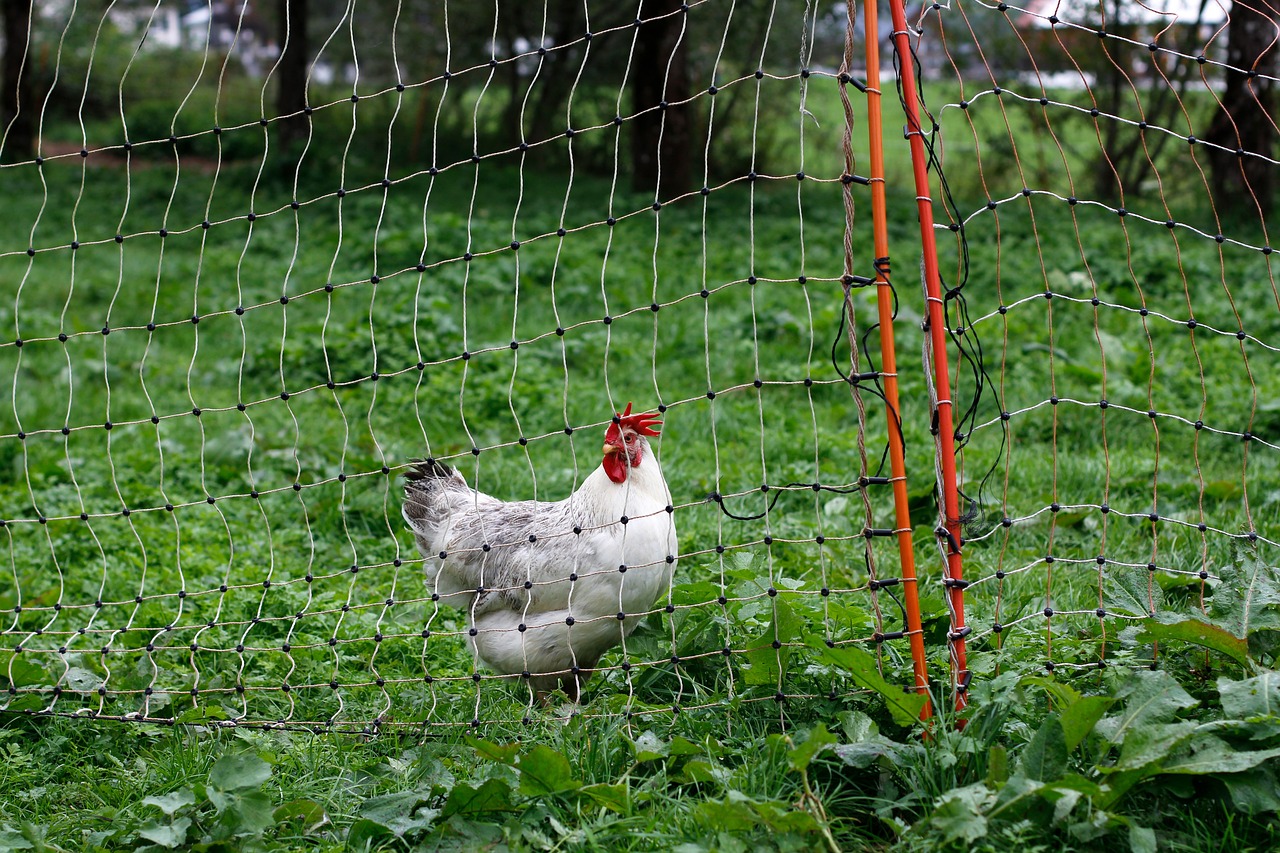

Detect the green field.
[{"left": 2, "top": 3, "right": 1280, "bottom": 850}]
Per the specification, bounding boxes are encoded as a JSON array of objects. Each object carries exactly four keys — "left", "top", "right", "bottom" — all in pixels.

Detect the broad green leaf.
[
  {"left": 137, "top": 817, "right": 191, "bottom": 849},
  {"left": 1220, "top": 768, "right": 1280, "bottom": 813},
  {"left": 358, "top": 790, "right": 437, "bottom": 837},
  {"left": 1129, "top": 823, "right": 1157, "bottom": 853},
  {"left": 747, "top": 799, "right": 819, "bottom": 835},
  {"left": 836, "top": 710, "right": 878, "bottom": 742},
  {"left": 694, "top": 795, "right": 757, "bottom": 832},
  {"left": 273, "top": 799, "right": 329, "bottom": 833},
  {"left": 142, "top": 789, "right": 195, "bottom": 816},
  {"left": 0, "top": 827, "right": 34, "bottom": 852},
  {"left": 1020, "top": 675, "right": 1082, "bottom": 709},
  {"left": 677, "top": 759, "right": 729, "bottom": 785},
  {"left": 174, "top": 704, "right": 228, "bottom": 724},
  {"left": 928, "top": 783, "right": 994, "bottom": 844},
  {"left": 672, "top": 843, "right": 713, "bottom": 853},
  {"left": 1020, "top": 715, "right": 1068, "bottom": 782},
  {"left": 669, "top": 736, "right": 706, "bottom": 757},
  {"left": 345, "top": 818, "right": 393, "bottom": 850},
  {"left": 518, "top": 745, "right": 581, "bottom": 796},
  {"left": 1250, "top": 629, "right": 1280, "bottom": 662},
  {"left": 1219, "top": 671, "right": 1280, "bottom": 719},
  {"left": 741, "top": 598, "right": 800, "bottom": 686},
  {"left": 787, "top": 724, "right": 836, "bottom": 772},
  {"left": 745, "top": 798, "right": 820, "bottom": 834},
  {"left": 671, "top": 581, "right": 724, "bottom": 607},
  {"left": 694, "top": 791, "right": 822, "bottom": 835},
  {"left": 726, "top": 551, "right": 756, "bottom": 577},
  {"left": 833, "top": 738, "right": 901, "bottom": 768},
  {"left": 577, "top": 783, "right": 629, "bottom": 813},
  {"left": 220, "top": 789, "right": 276, "bottom": 835},
  {"left": 988, "top": 773, "right": 1044, "bottom": 819},
  {"left": 467, "top": 736, "right": 520, "bottom": 764},
  {"left": 1058, "top": 696, "right": 1115, "bottom": 751},
  {"left": 207, "top": 752, "right": 272, "bottom": 792},
  {"left": 439, "top": 815, "right": 506, "bottom": 844},
  {"left": 0, "top": 693, "right": 42, "bottom": 713},
  {"left": 1110, "top": 721, "right": 1198, "bottom": 772},
  {"left": 1211, "top": 552, "right": 1280, "bottom": 640},
  {"left": 440, "top": 778, "right": 515, "bottom": 818},
  {"left": 1103, "top": 564, "right": 1162, "bottom": 618},
  {"left": 823, "top": 644, "right": 928, "bottom": 726},
  {"left": 1098, "top": 767, "right": 1158, "bottom": 809},
  {"left": 1051, "top": 788, "right": 1084, "bottom": 824},
  {"left": 1160, "top": 737, "right": 1280, "bottom": 776},
  {"left": 1095, "top": 670, "right": 1197, "bottom": 744},
  {"left": 1138, "top": 618, "right": 1250, "bottom": 669},
  {"left": 990, "top": 773, "right": 1100, "bottom": 824},
  {"left": 0, "top": 655, "right": 47, "bottom": 689},
  {"left": 1044, "top": 774, "right": 1105, "bottom": 796},
  {"left": 631, "top": 731, "right": 667, "bottom": 762},
  {"left": 62, "top": 667, "right": 104, "bottom": 693},
  {"left": 1068, "top": 807, "right": 1118, "bottom": 843}
]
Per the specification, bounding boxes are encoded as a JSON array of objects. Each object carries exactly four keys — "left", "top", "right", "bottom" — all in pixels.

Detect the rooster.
[{"left": 402, "top": 404, "right": 677, "bottom": 702}]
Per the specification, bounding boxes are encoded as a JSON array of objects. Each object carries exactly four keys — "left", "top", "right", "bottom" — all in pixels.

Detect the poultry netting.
[
  {"left": 0, "top": 0, "right": 929, "bottom": 732},
  {"left": 920, "top": 0, "right": 1280, "bottom": 686}
]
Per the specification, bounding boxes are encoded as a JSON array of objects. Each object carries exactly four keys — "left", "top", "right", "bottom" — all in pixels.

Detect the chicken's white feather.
[{"left": 403, "top": 426, "right": 676, "bottom": 699}]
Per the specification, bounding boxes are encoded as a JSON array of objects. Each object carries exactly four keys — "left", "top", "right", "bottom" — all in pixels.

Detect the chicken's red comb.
[{"left": 608, "top": 402, "right": 662, "bottom": 437}]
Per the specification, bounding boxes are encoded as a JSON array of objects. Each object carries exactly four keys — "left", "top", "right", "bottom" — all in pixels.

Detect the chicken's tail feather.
[
  {"left": 403, "top": 457, "right": 468, "bottom": 522},
  {"left": 403, "top": 458, "right": 469, "bottom": 549},
  {"left": 404, "top": 457, "right": 457, "bottom": 491}
]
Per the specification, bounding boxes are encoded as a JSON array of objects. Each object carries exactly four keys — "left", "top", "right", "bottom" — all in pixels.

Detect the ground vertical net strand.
[
  {"left": 224, "top": 0, "right": 285, "bottom": 724},
  {"left": 248, "top": 0, "right": 297, "bottom": 726},
  {"left": 51, "top": 0, "right": 103, "bottom": 716},
  {"left": 798, "top": 3, "right": 835, "bottom": 699},
  {"left": 364, "top": 0, "right": 412, "bottom": 730},
  {"left": 640, "top": 0, "right": 691, "bottom": 722},
  {"left": 746, "top": 0, "right": 778, "bottom": 724},
  {"left": 602, "top": 0, "right": 647, "bottom": 720},
  {"left": 698, "top": 1, "right": 738, "bottom": 734},
  {"left": 506, "top": 0, "right": 553, "bottom": 726}
]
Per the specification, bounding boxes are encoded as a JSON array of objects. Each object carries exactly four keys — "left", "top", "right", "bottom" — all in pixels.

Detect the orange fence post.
[
  {"left": 840, "top": 0, "right": 932, "bottom": 719},
  {"left": 880, "top": 0, "right": 971, "bottom": 709}
]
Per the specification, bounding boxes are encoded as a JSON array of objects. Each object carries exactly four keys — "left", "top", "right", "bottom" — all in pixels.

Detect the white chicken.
[{"left": 402, "top": 404, "right": 677, "bottom": 701}]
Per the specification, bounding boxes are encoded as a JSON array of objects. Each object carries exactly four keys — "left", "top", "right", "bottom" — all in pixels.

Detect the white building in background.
[
  {"left": 108, "top": 1, "right": 279, "bottom": 75},
  {"left": 1014, "top": 0, "right": 1229, "bottom": 28}
]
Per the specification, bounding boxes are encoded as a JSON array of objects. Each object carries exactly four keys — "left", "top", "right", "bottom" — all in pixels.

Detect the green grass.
[{"left": 2, "top": 27, "right": 1280, "bottom": 851}]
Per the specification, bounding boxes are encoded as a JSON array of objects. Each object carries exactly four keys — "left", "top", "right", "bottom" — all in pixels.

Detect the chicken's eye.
[{"left": 625, "top": 434, "right": 634, "bottom": 443}]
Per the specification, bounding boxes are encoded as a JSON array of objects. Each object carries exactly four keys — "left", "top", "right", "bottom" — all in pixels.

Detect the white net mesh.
[
  {"left": 0, "top": 0, "right": 928, "bottom": 731},
  {"left": 911, "top": 0, "right": 1279, "bottom": 683},
  {"left": 11, "top": 0, "right": 1270, "bottom": 730}
]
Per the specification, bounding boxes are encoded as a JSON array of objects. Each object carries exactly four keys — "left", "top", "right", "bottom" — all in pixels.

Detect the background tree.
[
  {"left": 1, "top": 0, "right": 33, "bottom": 162},
  {"left": 274, "top": 0, "right": 309, "bottom": 150},
  {"left": 631, "top": 0, "right": 691, "bottom": 196},
  {"left": 1204, "top": 0, "right": 1277, "bottom": 217}
]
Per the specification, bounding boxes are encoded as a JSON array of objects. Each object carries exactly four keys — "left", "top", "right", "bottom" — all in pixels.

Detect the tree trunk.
[
  {"left": 521, "top": 2, "right": 585, "bottom": 158},
  {"left": 275, "top": 0, "right": 310, "bottom": 150},
  {"left": 1, "top": 0, "right": 33, "bottom": 163},
  {"left": 1205, "top": 0, "right": 1278, "bottom": 217},
  {"left": 630, "top": 0, "right": 690, "bottom": 196}
]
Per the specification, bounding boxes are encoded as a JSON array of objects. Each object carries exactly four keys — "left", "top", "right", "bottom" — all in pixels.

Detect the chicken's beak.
[{"left": 602, "top": 443, "right": 621, "bottom": 456}]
